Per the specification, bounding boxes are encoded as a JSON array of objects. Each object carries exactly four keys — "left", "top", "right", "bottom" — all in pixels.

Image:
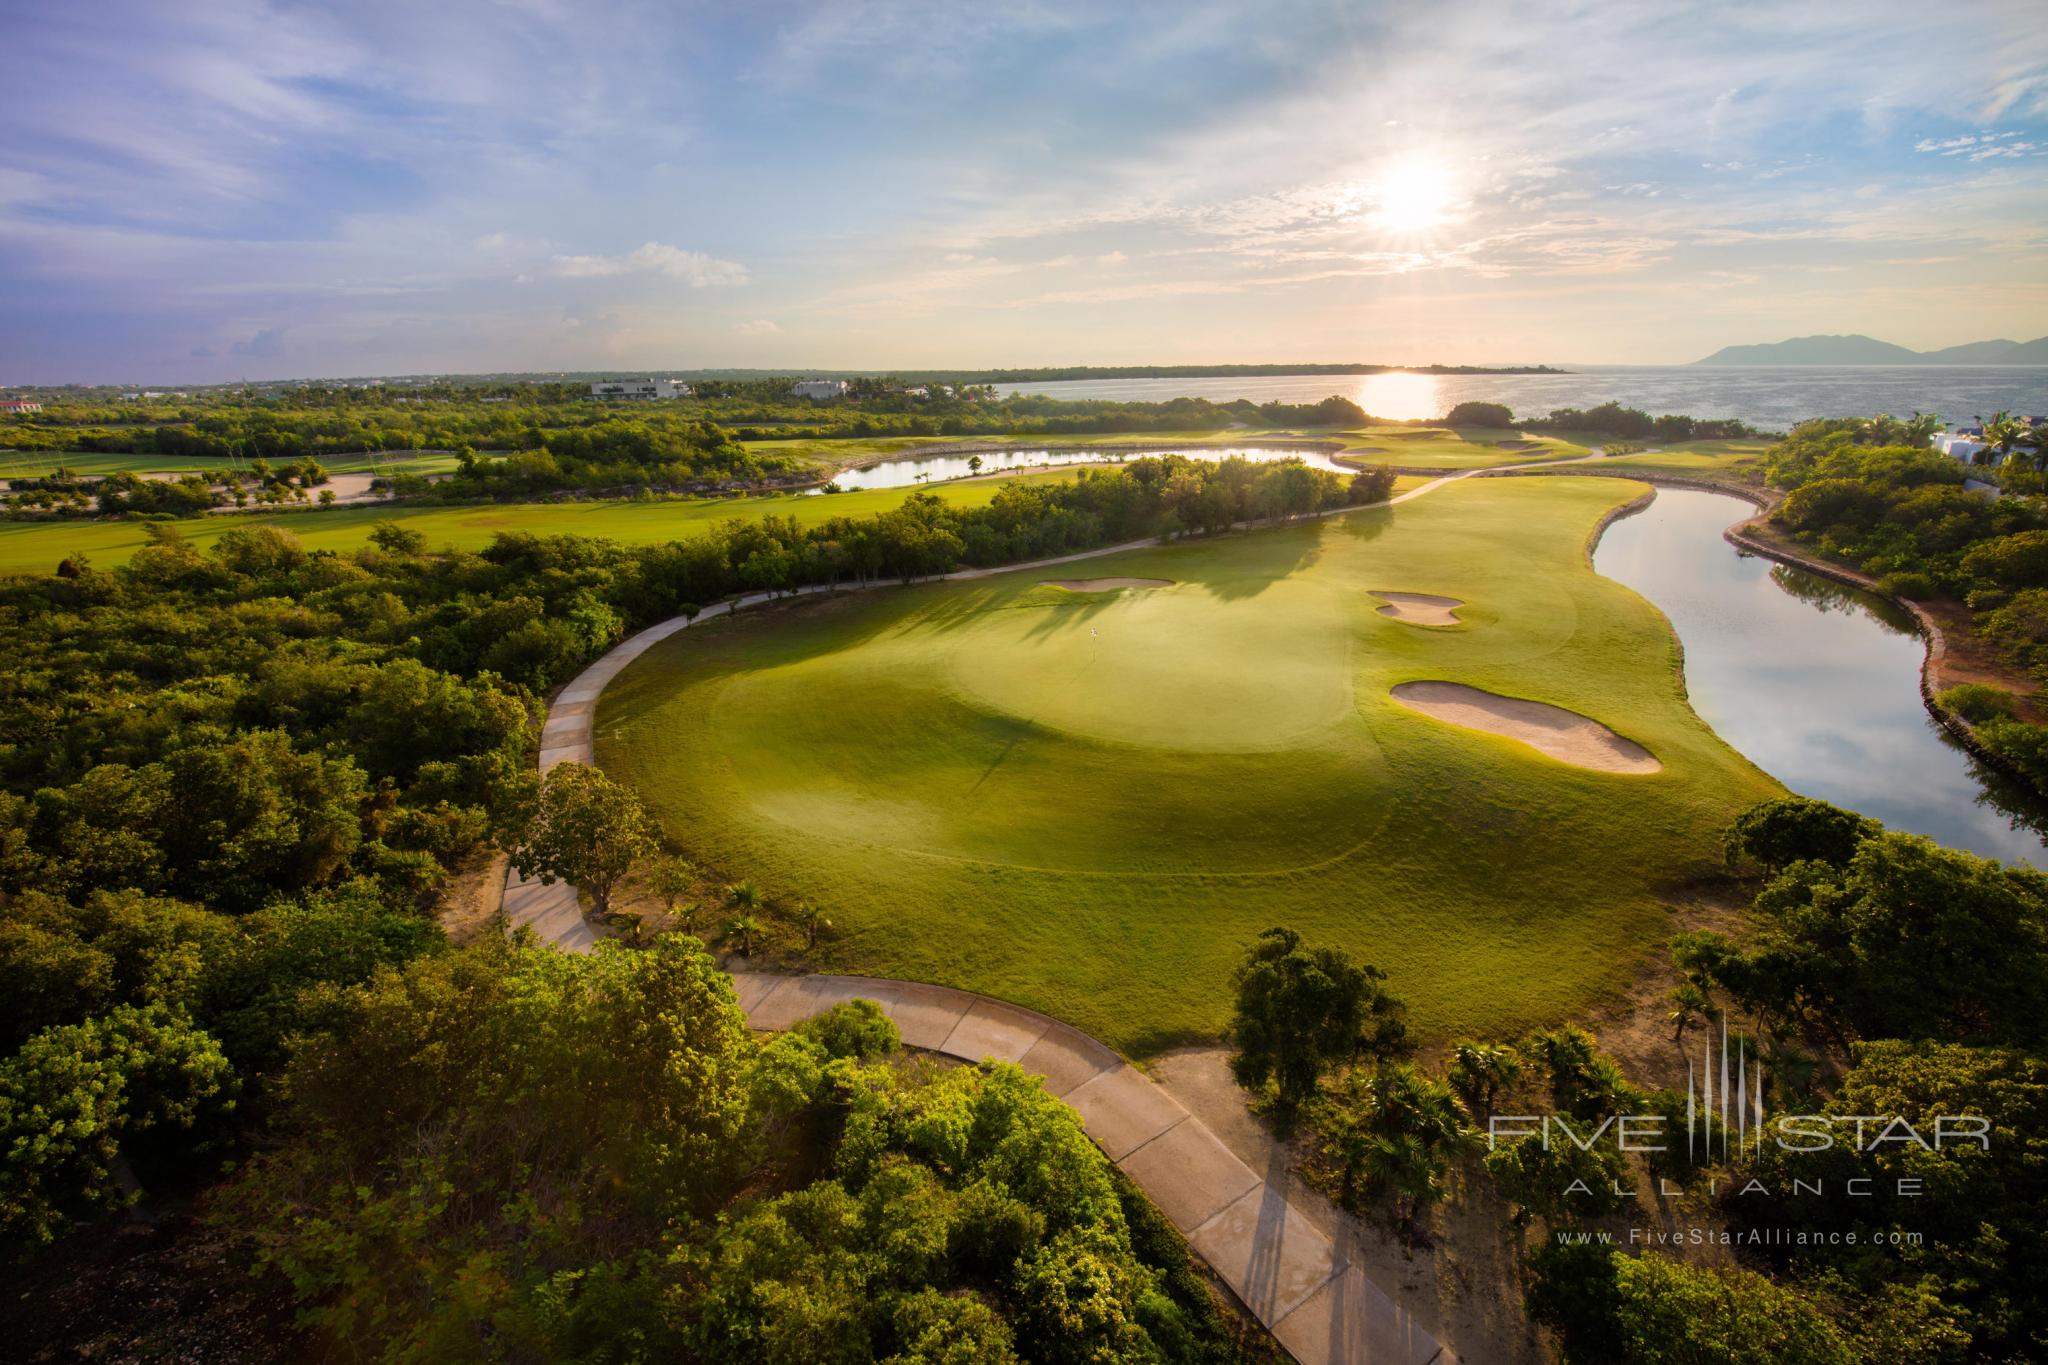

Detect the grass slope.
[
  {"left": 1596, "top": 439, "right": 1771, "bottom": 477},
  {"left": 596, "top": 476, "right": 1779, "bottom": 1056}
]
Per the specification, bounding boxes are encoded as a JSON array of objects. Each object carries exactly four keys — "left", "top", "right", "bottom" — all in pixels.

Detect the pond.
[
  {"left": 1592, "top": 486, "right": 2048, "bottom": 867},
  {"left": 819, "top": 444, "right": 1356, "bottom": 492}
]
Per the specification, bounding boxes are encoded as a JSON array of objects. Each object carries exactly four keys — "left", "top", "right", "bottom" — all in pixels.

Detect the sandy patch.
[
  {"left": 1371, "top": 591, "right": 1465, "bottom": 627},
  {"left": 1040, "top": 577, "right": 1173, "bottom": 592},
  {"left": 1391, "top": 681, "right": 1661, "bottom": 774}
]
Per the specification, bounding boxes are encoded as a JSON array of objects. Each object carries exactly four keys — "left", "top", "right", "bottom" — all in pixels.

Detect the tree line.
[{"left": 1224, "top": 794, "right": 2048, "bottom": 1363}]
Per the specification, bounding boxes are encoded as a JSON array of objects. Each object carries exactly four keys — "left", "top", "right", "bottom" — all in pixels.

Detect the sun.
[{"left": 1369, "top": 157, "right": 1457, "bottom": 233}]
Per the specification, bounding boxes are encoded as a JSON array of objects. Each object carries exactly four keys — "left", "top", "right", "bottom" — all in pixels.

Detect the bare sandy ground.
[
  {"left": 1391, "top": 680, "right": 1662, "bottom": 774},
  {"left": 1149, "top": 1047, "right": 1547, "bottom": 1365},
  {"left": 1041, "top": 576, "right": 1174, "bottom": 591},
  {"left": 1371, "top": 590, "right": 1465, "bottom": 626}
]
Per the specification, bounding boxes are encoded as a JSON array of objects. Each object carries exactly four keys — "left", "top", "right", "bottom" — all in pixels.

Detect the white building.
[
  {"left": 790, "top": 379, "right": 848, "bottom": 400},
  {"left": 590, "top": 378, "right": 691, "bottom": 400},
  {"left": 1935, "top": 427, "right": 1990, "bottom": 463},
  {"left": 0, "top": 399, "right": 42, "bottom": 414}
]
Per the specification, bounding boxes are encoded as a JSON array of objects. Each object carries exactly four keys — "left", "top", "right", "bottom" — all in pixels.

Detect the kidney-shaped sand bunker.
[
  {"left": 1391, "top": 681, "right": 1662, "bottom": 774},
  {"left": 1371, "top": 591, "right": 1465, "bottom": 627}
]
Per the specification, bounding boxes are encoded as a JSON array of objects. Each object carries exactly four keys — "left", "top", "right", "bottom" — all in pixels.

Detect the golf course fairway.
[{"left": 595, "top": 475, "right": 1780, "bottom": 1055}]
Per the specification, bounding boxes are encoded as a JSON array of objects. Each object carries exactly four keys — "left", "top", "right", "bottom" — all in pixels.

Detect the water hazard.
[
  {"left": 820, "top": 444, "right": 1356, "bottom": 492},
  {"left": 1593, "top": 486, "right": 2048, "bottom": 867}
]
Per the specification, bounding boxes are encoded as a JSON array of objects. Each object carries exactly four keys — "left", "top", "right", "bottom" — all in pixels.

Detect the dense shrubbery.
[
  {"left": 225, "top": 944, "right": 1255, "bottom": 1361},
  {"left": 1227, "top": 795, "right": 2048, "bottom": 1361},
  {"left": 1760, "top": 418, "right": 2048, "bottom": 788}
]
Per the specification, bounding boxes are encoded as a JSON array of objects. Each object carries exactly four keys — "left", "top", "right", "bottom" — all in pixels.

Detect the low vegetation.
[
  {"left": 1226, "top": 794, "right": 2048, "bottom": 1363},
  {"left": 224, "top": 945, "right": 1263, "bottom": 1361},
  {"left": 1762, "top": 417, "right": 2048, "bottom": 790}
]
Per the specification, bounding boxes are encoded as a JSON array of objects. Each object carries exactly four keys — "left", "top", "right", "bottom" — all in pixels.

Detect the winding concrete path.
[{"left": 500, "top": 455, "right": 1644, "bottom": 1360}]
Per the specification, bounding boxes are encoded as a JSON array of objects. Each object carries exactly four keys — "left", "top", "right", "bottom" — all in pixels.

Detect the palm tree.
[
  {"left": 1348, "top": 1063, "right": 1475, "bottom": 1240},
  {"left": 1980, "top": 410, "right": 2028, "bottom": 465},
  {"left": 1445, "top": 1040, "right": 1521, "bottom": 1121},
  {"left": 791, "top": 901, "right": 831, "bottom": 951},
  {"left": 722, "top": 914, "right": 762, "bottom": 956},
  {"left": 1666, "top": 982, "right": 1720, "bottom": 1047},
  {"left": 724, "top": 881, "right": 761, "bottom": 911},
  {"left": 1904, "top": 412, "right": 1941, "bottom": 448}
]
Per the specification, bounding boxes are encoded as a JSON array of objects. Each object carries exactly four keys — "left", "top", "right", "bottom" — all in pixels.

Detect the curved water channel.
[
  {"left": 1593, "top": 486, "right": 2048, "bottom": 867},
  {"left": 819, "top": 444, "right": 1355, "bottom": 492}
]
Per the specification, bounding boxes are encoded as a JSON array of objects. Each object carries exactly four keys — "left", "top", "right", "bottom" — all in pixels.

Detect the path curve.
[{"left": 499, "top": 455, "right": 1625, "bottom": 1360}]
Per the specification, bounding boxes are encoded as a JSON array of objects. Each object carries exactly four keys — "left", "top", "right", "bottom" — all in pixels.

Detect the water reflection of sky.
[
  {"left": 1594, "top": 488, "right": 2048, "bottom": 867},
  {"left": 821, "top": 445, "right": 1354, "bottom": 492}
]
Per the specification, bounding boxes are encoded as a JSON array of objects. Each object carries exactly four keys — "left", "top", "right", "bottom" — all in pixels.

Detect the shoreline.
[{"left": 1538, "top": 465, "right": 2043, "bottom": 802}]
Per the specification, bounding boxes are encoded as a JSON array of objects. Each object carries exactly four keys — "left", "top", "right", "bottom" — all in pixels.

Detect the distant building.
[
  {"left": 790, "top": 379, "right": 848, "bottom": 400},
  {"left": 0, "top": 399, "right": 42, "bottom": 414},
  {"left": 590, "top": 379, "right": 690, "bottom": 400},
  {"left": 1935, "top": 430, "right": 1989, "bottom": 463}
]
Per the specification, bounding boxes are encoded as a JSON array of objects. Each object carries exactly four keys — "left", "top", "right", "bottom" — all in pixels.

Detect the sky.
[{"left": 2, "top": 0, "right": 2046, "bottom": 383}]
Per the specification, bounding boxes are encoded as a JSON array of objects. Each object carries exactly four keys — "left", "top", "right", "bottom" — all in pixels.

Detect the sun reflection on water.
[{"left": 1350, "top": 371, "right": 1445, "bottom": 422}]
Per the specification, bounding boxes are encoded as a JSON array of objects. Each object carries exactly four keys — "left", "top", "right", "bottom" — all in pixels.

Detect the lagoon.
[{"left": 1593, "top": 487, "right": 2048, "bottom": 867}]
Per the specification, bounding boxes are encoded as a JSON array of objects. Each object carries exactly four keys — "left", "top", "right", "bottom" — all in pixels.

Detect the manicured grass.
[
  {"left": 596, "top": 476, "right": 1780, "bottom": 1056},
  {"left": 1330, "top": 426, "right": 1592, "bottom": 469},
  {"left": 1598, "top": 439, "right": 1770, "bottom": 477},
  {"left": 0, "top": 470, "right": 1087, "bottom": 576}
]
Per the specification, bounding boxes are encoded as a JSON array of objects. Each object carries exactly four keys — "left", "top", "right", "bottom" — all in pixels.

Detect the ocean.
[{"left": 994, "top": 366, "right": 2048, "bottom": 431}]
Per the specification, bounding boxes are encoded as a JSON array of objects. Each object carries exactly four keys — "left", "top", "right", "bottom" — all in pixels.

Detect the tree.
[
  {"left": 368, "top": 520, "right": 426, "bottom": 555},
  {"left": 1723, "top": 795, "right": 1875, "bottom": 872},
  {"left": 1523, "top": 1025, "right": 1638, "bottom": 1120},
  {"left": 1445, "top": 401, "right": 1513, "bottom": 428},
  {"left": 1445, "top": 1039, "right": 1521, "bottom": 1120},
  {"left": 1525, "top": 1243, "right": 1854, "bottom": 1365},
  {"left": 0, "top": 1005, "right": 237, "bottom": 1250},
  {"left": 1229, "top": 927, "right": 1407, "bottom": 1109},
  {"left": 722, "top": 914, "right": 762, "bottom": 956},
  {"left": 967, "top": 454, "right": 984, "bottom": 474},
  {"left": 1695, "top": 830, "right": 2048, "bottom": 1046},
  {"left": 509, "top": 762, "right": 657, "bottom": 917},
  {"left": 1319, "top": 1062, "right": 1472, "bottom": 1237},
  {"left": 1484, "top": 1132, "right": 1628, "bottom": 1225},
  {"left": 647, "top": 854, "right": 697, "bottom": 919},
  {"left": 791, "top": 900, "right": 830, "bottom": 951},
  {"left": 1980, "top": 410, "right": 2028, "bottom": 464},
  {"left": 1665, "top": 982, "right": 1718, "bottom": 1047}
]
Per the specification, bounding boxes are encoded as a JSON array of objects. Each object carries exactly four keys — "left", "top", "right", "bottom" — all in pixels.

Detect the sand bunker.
[
  {"left": 1391, "top": 681, "right": 1662, "bottom": 774},
  {"left": 1041, "top": 577, "right": 1174, "bottom": 592},
  {"left": 1372, "top": 591, "right": 1465, "bottom": 627}
]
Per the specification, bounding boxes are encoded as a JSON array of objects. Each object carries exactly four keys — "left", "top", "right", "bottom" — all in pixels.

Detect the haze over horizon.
[{"left": 3, "top": 0, "right": 2045, "bottom": 385}]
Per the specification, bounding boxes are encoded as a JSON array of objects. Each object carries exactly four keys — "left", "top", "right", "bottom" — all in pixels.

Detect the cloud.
[
  {"left": 735, "top": 318, "right": 779, "bottom": 334},
  {"left": 546, "top": 242, "right": 749, "bottom": 286},
  {"left": 229, "top": 326, "right": 286, "bottom": 358}
]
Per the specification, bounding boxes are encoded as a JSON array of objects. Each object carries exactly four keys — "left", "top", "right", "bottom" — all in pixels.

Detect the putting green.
[{"left": 597, "top": 476, "right": 1780, "bottom": 1055}]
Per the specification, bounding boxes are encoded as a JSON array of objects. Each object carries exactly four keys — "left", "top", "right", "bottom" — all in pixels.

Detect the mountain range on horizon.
[{"left": 1693, "top": 334, "right": 2048, "bottom": 366}]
